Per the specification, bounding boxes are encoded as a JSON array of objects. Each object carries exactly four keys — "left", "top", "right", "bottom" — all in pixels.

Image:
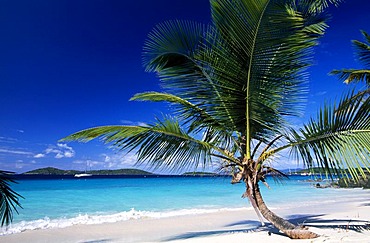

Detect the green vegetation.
[
  {"left": 0, "top": 170, "right": 23, "bottom": 226},
  {"left": 24, "top": 167, "right": 80, "bottom": 175},
  {"left": 23, "top": 167, "right": 153, "bottom": 175},
  {"left": 297, "top": 167, "right": 369, "bottom": 177},
  {"left": 88, "top": 169, "right": 153, "bottom": 175},
  {"left": 182, "top": 172, "right": 219, "bottom": 176},
  {"left": 337, "top": 173, "right": 370, "bottom": 189},
  {"left": 63, "top": 0, "right": 369, "bottom": 240}
]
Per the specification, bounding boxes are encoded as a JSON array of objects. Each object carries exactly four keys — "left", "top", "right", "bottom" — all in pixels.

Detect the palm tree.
[
  {"left": 331, "top": 30, "right": 370, "bottom": 89},
  {"left": 63, "top": 0, "right": 370, "bottom": 239},
  {"left": 0, "top": 170, "right": 23, "bottom": 226}
]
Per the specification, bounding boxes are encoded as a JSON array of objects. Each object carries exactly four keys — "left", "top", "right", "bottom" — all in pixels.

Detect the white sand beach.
[{"left": 1, "top": 191, "right": 369, "bottom": 243}]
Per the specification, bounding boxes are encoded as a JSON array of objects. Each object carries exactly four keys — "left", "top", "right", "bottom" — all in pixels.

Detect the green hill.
[
  {"left": 182, "top": 172, "right": 219, "bottom": 176},
  {"left": 88, "top": 169, "right": 153, "bottom": 175},
  {"left": 23, "top": 167, "right": 153, "bottom": 175},
  {"left": 23, "top": 167, "right": 80, "bottom": 175}
]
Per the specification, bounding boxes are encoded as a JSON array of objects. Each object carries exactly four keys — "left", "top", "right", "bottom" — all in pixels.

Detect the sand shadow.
[
  {"left": 79, "top": 239, "right": 112, "bottom": 243},
  {"left": 162, "top": 214, "right": 370, "bottom": 242},
  {"left": 287, "top": 214, "right": 370, "bottom": 233},
  {"left": 162, "top": 220, "right": 269, "bottom": 241}
]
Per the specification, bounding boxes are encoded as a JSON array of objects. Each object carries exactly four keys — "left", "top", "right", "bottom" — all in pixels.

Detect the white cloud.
[
  {"left": 0, "top": 148, "right": 33, "bottom": 156},
  {"left": 57, "top": 143, "right": 73, "bottom": 150},
  {"left": 36, "top": 143, "right": 76, "bottom": 159},
  {"left": 73, "top": 160, "right": 86, "bottom": 165},
  {"left": 45, "top": 148, "right": 59, "bottom": 154},
  {"left": 34, "top": 153, "right": 45, "bottom": 158},
  {"left": 55, "top": 153, "right": 64, "bottom": 159},
  {"left": 72, "top": 159, "right": 103, "bottom": 170},
  {"left": 101, "top": 152, "right": 138, "bottom": 169},
  {"left": 120, "top": 120, "right": 133, "bottom": 125},
  {"left": 72, "top": 152, "right": 139, "bottom": 171},
  {"left": 313, "top": 91, "right": 327, "bottom": 97},
  {"left": 15, "top": 160, "right": 25, "bottom": 169},
  {"left": 120, "top": 120, "right": 148, "bottom": 127},
  {"left": 102, "top": 154, "right": 111, "bottom": 162},
  {"left": 0, "top": 137, "right": 18, "bottom": 144},
  {"left": 64, "top": 151, "right": 74, "bottom": 158}
]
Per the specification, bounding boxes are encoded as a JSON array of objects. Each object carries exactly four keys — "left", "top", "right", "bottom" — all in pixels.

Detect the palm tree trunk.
[
  {"left": 253, "top": 183, "right": 319, "bottom": 239},
  {"left": 243, "top": 177, "right": 265, "bottom": 226}
]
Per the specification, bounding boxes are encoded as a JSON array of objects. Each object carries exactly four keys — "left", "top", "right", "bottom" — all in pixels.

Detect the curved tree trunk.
[{"left": 252, "top": 183, "right": 320, "bottom": 239}]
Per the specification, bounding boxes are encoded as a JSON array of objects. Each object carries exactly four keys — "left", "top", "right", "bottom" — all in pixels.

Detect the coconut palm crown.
[
  {"left": 63, "top": 0, "right": 370, "bottom": 239},
  {"left": 331, "top": 30, "right": 370, "bottom": 88}
]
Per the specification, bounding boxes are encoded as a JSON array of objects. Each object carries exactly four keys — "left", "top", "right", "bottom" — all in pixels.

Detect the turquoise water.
[{"left": 2, "top": 175, "right": 369, "bottom": 235}]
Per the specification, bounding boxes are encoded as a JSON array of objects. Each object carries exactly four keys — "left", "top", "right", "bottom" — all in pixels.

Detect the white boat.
[
  {"left": 75, "top": 161, "right": 92, "bottom": 177},
  {"left": 74, "top": 173, "right": 92, "bottom": 178},
  {"left": 300, "top": 172, "right": 312, "bottom": 176}
]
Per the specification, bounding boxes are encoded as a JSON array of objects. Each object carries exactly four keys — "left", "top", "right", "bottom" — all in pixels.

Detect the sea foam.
[{"left": 0, "top": 207, "right": 250, "bottom": 235}]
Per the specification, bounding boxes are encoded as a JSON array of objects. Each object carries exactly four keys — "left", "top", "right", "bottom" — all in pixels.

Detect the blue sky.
[{"left": 1, "top": 0, "right": 369, "bottom": 173}]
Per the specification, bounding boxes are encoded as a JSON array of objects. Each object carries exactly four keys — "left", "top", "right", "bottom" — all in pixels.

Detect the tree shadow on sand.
[
  {"left": 287, "top": 214, "right": 370, "bottom": 233},
  {"left": 162, "top": 214, "right": 370, "bottom": 241},
  {"left": 162, "top": 219, "right": 265, "bottom": 241},
  {"left": 79, "top": 239, "right": 113, "bottom": 243}
]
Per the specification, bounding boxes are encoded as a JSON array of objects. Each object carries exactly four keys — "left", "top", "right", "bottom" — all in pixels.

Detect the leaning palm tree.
[
  {"left": 0, "top": 170, "right": 23, "bottom": 226},
  {"left": 63, "top": 0, "right": 370, "bottom": 239},
  {"left": 331, "top": 30, "right": 370, "bottom": 88}
]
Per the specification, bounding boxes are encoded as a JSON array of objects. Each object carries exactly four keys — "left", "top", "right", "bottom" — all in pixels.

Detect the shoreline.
[{"left": 1, "top": 190, "right": 369, "bottom": 243}]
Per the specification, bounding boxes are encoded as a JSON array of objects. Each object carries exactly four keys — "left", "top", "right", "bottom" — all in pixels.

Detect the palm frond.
[
  {"left": 298, "top": 0, "right": 343, "bottom": 14},
  {"left": 143, "top": 0, "right": 334, "bottom": 153},
  {"left": 330, "top": 69, "right": 370, "bottom": 86},
  {"left": 330, "top": 30, "right": 370, "bottom": 87},
  {"left": 276, "top": 91, "right": 370, "bottom": 180},
  {"left": 131, "top": 92, "right": 227, "bottom": 132},
  {"left": 0, "top": 170, "right": 23, "bottom": 226},
  {"left": 131, "top": 92, "right": 237, "bottom": 150},
  {"left": 208, "top": 0, "right": 333, "bottom": 153},
  {"left": 143, "top": 20, "right": 243, "bottom": 134},
  {"left": 353, "top": 30, "right": 370, "bottom": 67},
  {"left": 262, "top": 166, "right": 289, "bottom": 185},
  {"left": 143, "top": 20, "right": 207, "bottom": 72},
  {"left": 62, "top": 117, "right": 236, "bottom": 172}
]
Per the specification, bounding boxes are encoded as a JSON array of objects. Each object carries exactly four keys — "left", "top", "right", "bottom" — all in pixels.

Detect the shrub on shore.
[{"left": 336, "top": 173, "right": 370, "bottom": 189}]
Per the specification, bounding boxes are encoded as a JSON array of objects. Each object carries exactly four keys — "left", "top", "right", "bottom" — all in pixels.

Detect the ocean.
[{"left": 1, "top": 175, "right": 369, "bottom": 235}]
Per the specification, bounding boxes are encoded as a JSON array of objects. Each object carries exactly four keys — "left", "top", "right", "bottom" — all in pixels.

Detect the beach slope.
[{"left": 1, "top": 195, "right": 369, "bottom": 243}]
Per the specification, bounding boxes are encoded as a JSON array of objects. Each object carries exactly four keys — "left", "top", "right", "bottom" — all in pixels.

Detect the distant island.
[
  {"left": 182, "top": 172, "right": 219, "bottom": 176},
  {"left": 20, "top": 167, "right": 344, "bottom": 176},
  {"left": 23, "top": 167, "right": 154, "bottom": 176},
  {"left": 22, "top": 167, "right": 230, "bottom": 178},
  {"left": 18, "top": 167, "right": 370, "bottom": 188}
]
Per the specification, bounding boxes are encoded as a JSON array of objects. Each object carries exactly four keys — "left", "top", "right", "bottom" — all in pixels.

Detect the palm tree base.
[
  {"left": 252, "top": 182, "right": 320, "bottom": 239},
  {"left": 284, "top": 228, "right": 320, "bottom": 239}
]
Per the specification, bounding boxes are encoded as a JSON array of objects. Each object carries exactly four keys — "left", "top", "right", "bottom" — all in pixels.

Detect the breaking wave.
[{"left": 0, "top": 207, "right": 250, "bottom": 235}]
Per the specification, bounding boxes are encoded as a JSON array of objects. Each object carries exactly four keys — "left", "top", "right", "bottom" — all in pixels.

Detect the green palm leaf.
[
  {"left": 354, "top": 30, "right": 370, "bottom": 67},
  {"left": 270, "top": 91, "right": 370, "bottom": 180},
  {"left": 62, "top": 117, "right": 237, "bottom": 171},
  {"left": 0, "top": 170, "right": 23, "bottom": 226},
  {"left": 331, "top": 30, "right": 370, "bottom": 87},
  {"left": 330, "top": 69, "right": 370, "bottom": 86},
  {"left": 131, "top": 92, "right": 225, "bottom": 131},
  {"left": 131, "top": 92, "right": 237, "bottom": 149},
  {"left": 143, "top": 0, "right": 333, "bottom": 158}
]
